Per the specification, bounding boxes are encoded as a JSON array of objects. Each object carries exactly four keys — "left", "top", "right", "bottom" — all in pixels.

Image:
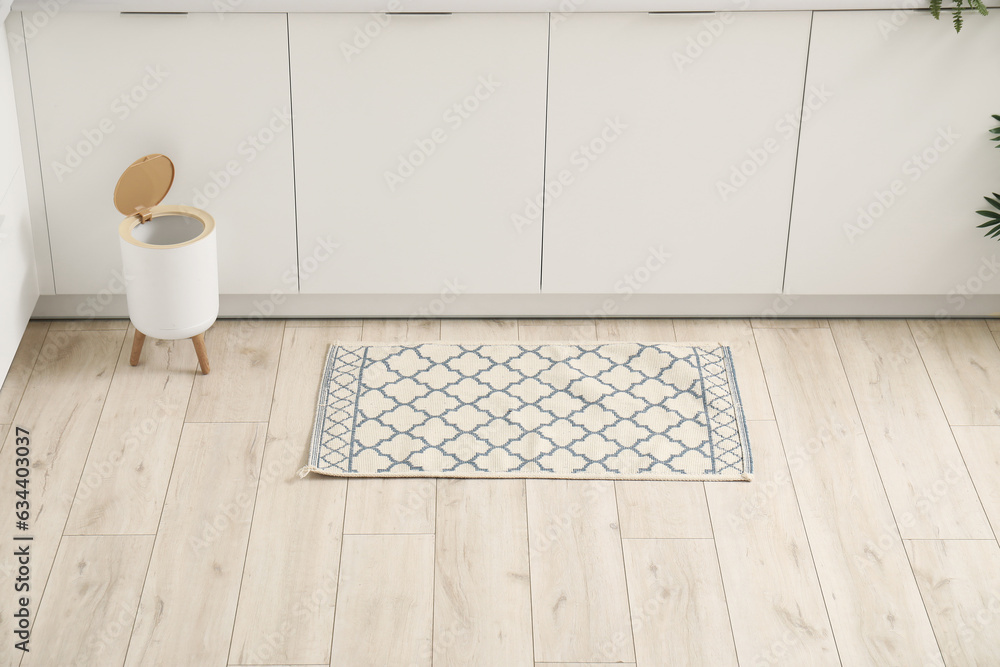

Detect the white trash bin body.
[{"left": 114, "top": 154, "right": 219, "bottom": 341}]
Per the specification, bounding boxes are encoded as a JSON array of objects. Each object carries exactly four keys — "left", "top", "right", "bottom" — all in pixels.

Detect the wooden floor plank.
[
  {"left": 518, "top": 321, "right": 598, "bottom": 343},
  {"left": 285, "top": 318, "right": 363, "bottom": 328},
  {"left": 22, "top": 535, "right": 154, "bottom": 667},
  {"left": 594, "top": 319, "right": 675, "bottom": 342},
  {"left": 13, "top": 316, "right": 1000, "bottom": 667},
  {"left": 434, "top": 479, "right": 533, "bottom": 667},
  {"left": 0, "top": 330, "right": 123, "bottom": 667},
  {"left": 124, "top": 422, "right": 266, "bottom": 667},
  {"left": 0, "top": 320, "right": 48, "bottom": 422},
  {"left": 756, "top": 327, "right": 942, "bottom": 666},
  {"left": 831, "top": 320, "right": 992, "bottom": 539},
  {"left": 361, "top": 318, "right": 441, "bottom": 342},
  {"left": 952, "top": 426, "right": 1000, "bottom": 539},
  {"left": 330, "top": 534, "right": 435, "bottom": 667},
  {"left": 706, "top": 421, "right": 839, "bottom": 667},
  {"left": 986, "top": 318, "right": 1000, "bottom": 332},
  {"left": 751, "top": 319, "right": 829, "bottom": 329},
  {"left": 440, "top": 319, "right": 518, "bottom": 342},
  {"left": 622, "top": 538, "right": 738, "bottom": 667},
  {"left": 48, "top": 319, "right": 129, "bottom": 331},
  {"left": 526, "top": 480, "right": 634, "bottom": 663},
  {"left": 342, "top": 477, "right": 436, "bottom": 534},
  {"left": 905, "top": 539, "right": 1000, "bottom": 666},
  {"left": 674, "top": 318, "right": 773, "bottom": 421},
  {"left": 343, "top": 320, "right": 440, "bottom": 534},
  {"left": 909, "top": 319, "right": 1000, "bottom": 426},
  {"left": 65, "top": 326, "right": 197, "bottom": 535},
  {"left": 229, "top": 327, "right": 353, "bottom": 665},
  {"left": 615, "top": 481, "right": 712, "bottom": 539},
  {"left": 185, "top": 320, "right": 285, "bottom": 423}
]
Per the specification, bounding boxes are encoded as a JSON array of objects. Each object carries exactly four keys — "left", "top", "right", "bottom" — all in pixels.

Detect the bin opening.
[{"left": 131, "top": 214, "right": 205, "bottom": 246}]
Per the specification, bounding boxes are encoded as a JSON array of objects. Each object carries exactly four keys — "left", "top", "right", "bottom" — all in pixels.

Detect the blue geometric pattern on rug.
[{"left": 305, "top": 343, "right": 752, "bottom": 481}]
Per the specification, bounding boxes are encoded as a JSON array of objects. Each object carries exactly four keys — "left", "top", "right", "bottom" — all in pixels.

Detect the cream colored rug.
[{"left": 302, "top": 342, "right": 751, "bottom": 481}]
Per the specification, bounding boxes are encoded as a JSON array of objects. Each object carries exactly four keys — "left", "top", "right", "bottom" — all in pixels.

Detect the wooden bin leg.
[
  {"left": 129, "top": 330, "right": 146, "bottom": 366},
  {"left": 191, "top": 333, "right": 210, "bottom": 375}
]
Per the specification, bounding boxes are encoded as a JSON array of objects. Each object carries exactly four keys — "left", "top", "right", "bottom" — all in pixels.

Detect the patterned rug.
[{"left": 301, "top": 342, "right": 752, "bottom": 481}]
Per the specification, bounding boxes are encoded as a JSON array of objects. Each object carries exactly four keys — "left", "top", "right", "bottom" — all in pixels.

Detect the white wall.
[{"left": 0, "top": 3, "right": 40, "bottom": 383}]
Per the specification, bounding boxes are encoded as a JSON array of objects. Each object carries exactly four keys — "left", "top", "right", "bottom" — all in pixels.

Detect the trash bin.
[{"left": 114, "top": 153, "right": 218, "bottom": 374}]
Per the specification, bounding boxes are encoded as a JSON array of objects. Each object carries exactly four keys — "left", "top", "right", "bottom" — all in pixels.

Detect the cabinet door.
[
  {"left": 786, "top": 11, "right": 1000, "bottom": 295},
  {"left": 289, "top": 13, "right": 548, "bottom": 294},
  {"left": 1, "top": 19, "right": 38, "bottom": 381},
  {"left": 26, "top": 13, "right": 295, "bottom": 295},
  {"left": 542, "top": 12, "right": 811, "bottom": 295}
]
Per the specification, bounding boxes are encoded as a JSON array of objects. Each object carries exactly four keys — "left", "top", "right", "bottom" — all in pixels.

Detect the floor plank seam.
[
  {"left": 326, "top": 476, "right": 353, "bottom": 663},
  {"left": 1, "top": 321, "right": 49, "bottom": 426},
  {"left": 702, "top": 483, "right": 741, "bottom": 665},
  {"left": 225, "top": 424, "right": 269, "bottom": 665},
  {"left": 831, "top": 325, "right": 948, "bottom": 665},
  {"left": 612, "top": 481, "right": 640, "bottom": 664},
  {"left": 31, "top": 328, "right": 130, "bottom": 652},
  {"left": 750, "top": 330, "right": 846, "bottom": 667}
]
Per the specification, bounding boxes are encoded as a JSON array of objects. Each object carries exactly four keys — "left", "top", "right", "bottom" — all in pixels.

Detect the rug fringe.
[{"left": 297, "top": 465, "right": 319, "bottom": 479}]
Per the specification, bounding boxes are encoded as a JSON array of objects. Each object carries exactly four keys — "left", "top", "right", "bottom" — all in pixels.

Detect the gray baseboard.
[{"left": 31, "top": 292, "right": 1000, "bottom": 319}]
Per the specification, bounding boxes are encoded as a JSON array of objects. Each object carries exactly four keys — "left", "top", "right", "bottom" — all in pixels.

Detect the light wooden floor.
[{"left": 1, "top": 317, "right": 999, "bottom": 667}]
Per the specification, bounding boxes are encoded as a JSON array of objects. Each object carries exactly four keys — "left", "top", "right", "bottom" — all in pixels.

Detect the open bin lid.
[{"left": 113, "top": 154, "right": 175, "bottom": 218}]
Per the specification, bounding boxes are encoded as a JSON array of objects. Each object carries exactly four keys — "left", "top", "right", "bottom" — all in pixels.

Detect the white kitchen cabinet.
[
  {"left": 25, "top": 12, "right": 295, "bottom": 295},
  {"left": 288, "top": 13, "right": 548, "bottom": 295},
  {"left": 1, "top": 13, "right": 39, "bottom": 382},
  {"left": 541, "top": 11, "right": 812, "bottom": 295},
  {"left": 785, "top": 11, "right": 1000, "bottom": 296}
]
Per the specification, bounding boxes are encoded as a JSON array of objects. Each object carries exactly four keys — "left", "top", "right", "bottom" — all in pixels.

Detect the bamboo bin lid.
[{"left": 113, "top": 154, "right": 175, "bottom": 219}]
